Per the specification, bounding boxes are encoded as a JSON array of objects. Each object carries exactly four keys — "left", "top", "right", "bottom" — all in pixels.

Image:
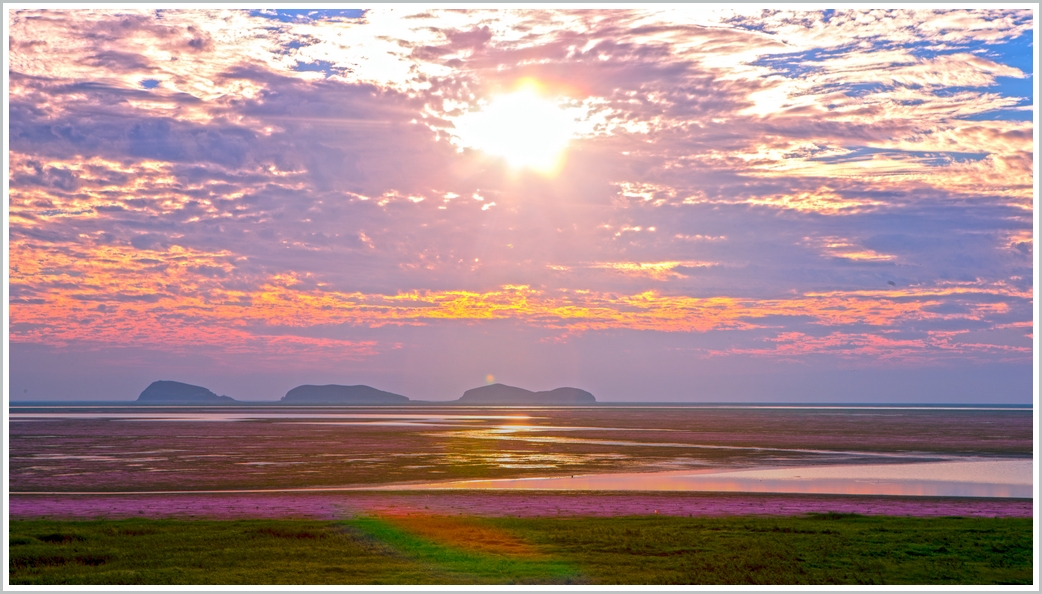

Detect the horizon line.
[{"left": 8, "top": 400, "right": 1034, "bottom": 409}]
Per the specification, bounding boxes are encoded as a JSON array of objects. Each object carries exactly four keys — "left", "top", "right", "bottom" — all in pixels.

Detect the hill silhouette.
[
  {"left": 136, "top": 380, "right": 237, "bottom": 404},
  {"left": 281, "top": 384, "right": 410, "bottom": 404},
  {"left": 456, "top": 383, "right": 596, "bottom": 405}
]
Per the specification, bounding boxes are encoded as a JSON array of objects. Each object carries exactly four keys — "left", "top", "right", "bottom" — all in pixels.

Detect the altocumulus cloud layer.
[{"left": 6, "top": 8, "right": 1035, "bottom": 402}]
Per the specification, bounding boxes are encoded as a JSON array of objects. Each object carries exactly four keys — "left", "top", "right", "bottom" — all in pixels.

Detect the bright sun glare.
[{"left": 452, "top": 87, "right": 577, "bottom": 172}]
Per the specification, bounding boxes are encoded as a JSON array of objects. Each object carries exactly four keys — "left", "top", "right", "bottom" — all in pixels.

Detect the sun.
[{"left": 452, "top": 86, "right": 578, "bottom": 172}]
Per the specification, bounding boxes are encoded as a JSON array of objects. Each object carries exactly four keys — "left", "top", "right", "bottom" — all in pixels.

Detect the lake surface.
[{"left": 8, "top": 405, "right": 1033, "bottom": 498}]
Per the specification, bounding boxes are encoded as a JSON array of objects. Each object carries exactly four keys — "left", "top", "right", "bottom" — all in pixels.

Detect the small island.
[
  {"left": 280, "top": 384, "right": 410, "bottom": 405},
  {"left": 455, "top": 383, "right": 596, "bottom": 405},
  {"left": 136, "top": 380, "right": 237, "bottom": 405}
]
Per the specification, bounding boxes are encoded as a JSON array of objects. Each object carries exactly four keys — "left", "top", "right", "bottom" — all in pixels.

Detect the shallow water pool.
[{"left": 381, "top": 458, "right": 1033, "bottom": 498}]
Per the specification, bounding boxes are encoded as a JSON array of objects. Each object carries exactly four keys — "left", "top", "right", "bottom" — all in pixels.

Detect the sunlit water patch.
[
  {"left": 379, "top": 459, "right": 1033, "bottom": 498},
  {"left": 432, "top": 429, "right": 942, "bottom": 460},
  {"left": 287, "top": 421, "right": 480, "bottom": 428},
  {"left": 488, "top": 425, "right": 676, "bottom": 433}
]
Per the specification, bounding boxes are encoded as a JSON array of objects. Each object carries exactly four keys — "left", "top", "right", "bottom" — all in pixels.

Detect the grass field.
[{"left": 9, "top": 514, "right": 1033, "bottom": 585}]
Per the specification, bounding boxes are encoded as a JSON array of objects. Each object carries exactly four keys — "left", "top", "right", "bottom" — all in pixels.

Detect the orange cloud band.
[{"left": 10, "top": 241, "right": 1030, "bottom": 361}]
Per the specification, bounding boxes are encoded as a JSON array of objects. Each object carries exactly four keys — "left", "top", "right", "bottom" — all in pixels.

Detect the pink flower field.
[{"left": 10, "top": 491, "right": 1031, "bottom": 520}]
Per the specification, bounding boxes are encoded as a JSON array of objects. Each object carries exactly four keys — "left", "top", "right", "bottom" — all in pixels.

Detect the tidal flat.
[
  {"left": 9, "top": 405, "right": 1032, "bottom": 492},
  {"left": 8, "top": 405, "right": 1034, "bottom": 585}
]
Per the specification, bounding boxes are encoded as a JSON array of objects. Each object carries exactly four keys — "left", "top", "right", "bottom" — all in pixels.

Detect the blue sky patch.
[
  {"left": 811, "top": 147, "right": 989, "bottom": 166},
  {"left": 960, "top": 109, "right": 1033, "bottom": 122},
  {"left": 249, "top": 9, "right": 365, "bottom": 23},
  {"left": 293, "top": 60, "right": 347, "bottom": 78}
]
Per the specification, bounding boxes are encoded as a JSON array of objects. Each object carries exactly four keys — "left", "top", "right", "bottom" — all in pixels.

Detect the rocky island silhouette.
[
  {"left": 133, "top": 381, "right": 597, "bottom": 405},
  {"left": 136, "top": 380, "right": 238, "bottom": 404},
  {"left": 456, "top": 383, "right": 596, "bottom": 405},
  {"left": 280, "top": 384, "right": 410, "bottom": 405}
]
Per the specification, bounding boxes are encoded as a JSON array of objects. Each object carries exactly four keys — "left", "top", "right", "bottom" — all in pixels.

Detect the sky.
[{"left": 5, "top": 7, "right": 1037, "bottom": 403}]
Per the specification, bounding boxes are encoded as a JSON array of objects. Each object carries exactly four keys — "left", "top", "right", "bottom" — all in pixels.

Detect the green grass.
[
  {"left": 9, "top": 519, "right": 426, "bottom": 585},
  {"left": 493, "top": 513, "right": 1033, "bottom": 585},
  {"left": 9, "top": 514, "right": 1033, "bottom": 585}
]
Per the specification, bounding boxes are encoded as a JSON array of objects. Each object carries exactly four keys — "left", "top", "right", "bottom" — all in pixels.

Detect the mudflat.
[{"left": 9, "top": 405, "right": 1031, "bottom": 492}]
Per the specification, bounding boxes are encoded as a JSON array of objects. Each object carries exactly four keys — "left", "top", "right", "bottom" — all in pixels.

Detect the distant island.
[
  {"left": 455, "top": 383, "right": 596, "bottom": 405},
  {"left": 136, "top": 380, "right": 237, "bottom": 404},
  {"left": 280, "top": 384, "right": 410, "bottom": 405},
  {"left": 279, "top": 382, "right": 596, "bottom": 405},
  {"left": 131, "top": 380, "right": 596, "bottom": 405}
]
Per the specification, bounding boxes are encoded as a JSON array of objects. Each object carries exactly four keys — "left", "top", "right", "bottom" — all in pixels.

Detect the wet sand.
[{"left": 10, "top": 491, "right": 1031, "bottom": 520}]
